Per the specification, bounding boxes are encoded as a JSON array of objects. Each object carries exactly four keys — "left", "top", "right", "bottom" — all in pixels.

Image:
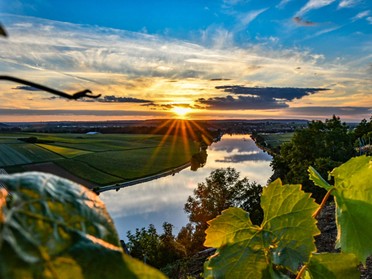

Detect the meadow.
[
  {"left": 0, "top": 133, "right": 199, "bottom": 186},
  {"left": 260, "top": 132, "right": 294, "bottom": 148}
]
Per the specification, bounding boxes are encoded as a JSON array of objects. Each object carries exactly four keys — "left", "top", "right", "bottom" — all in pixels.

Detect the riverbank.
[{"left": 94, "top": 162, "right": 191, "bottom": 194}]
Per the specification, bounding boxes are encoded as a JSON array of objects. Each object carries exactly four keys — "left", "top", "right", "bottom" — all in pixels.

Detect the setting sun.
[{"left": 172, "top": 106, "right": 191, "bottom": 118}]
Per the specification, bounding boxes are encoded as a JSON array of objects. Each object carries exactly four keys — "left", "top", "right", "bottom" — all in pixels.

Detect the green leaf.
[
  {"left": 204, "top": 179, "right": 319, "bottom": 278},
  {"left": 0, "top": 172, "right": 167, "bottom": 279},
  {"left": 303, "top": 253, "right": 360, "bottom": 279},
  {"left": 204, "top": 208, "right": 268, "bottom": 278},
  {"left": 261, "top": 179, "right": 320, "bottom": 272},
  {"left": 308, "top": 166, "right": 333, "bottom": 191},
  {"left": 328, "top": 156, "right": 372, "bottom": 264}
]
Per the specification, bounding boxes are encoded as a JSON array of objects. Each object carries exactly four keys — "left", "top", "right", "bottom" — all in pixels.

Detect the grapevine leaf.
[
  {"left": 204, "top": 208, "right": 269, "bottom": 278},
  {"left": 302, "top": 253, "right": 360, "bottom": 279},
  {"left": 325, "top": 156, "right": 372, "bottom": 264},
  {"left": 261, "top": 179, "right": 320, "bottom": 272},
  {"left": 204, "top": 179, "right": 319, "bottom": 278},
  {"left": 0, "top": 172, "right": 167, "bottom": 279},
  {"left": 308, "top": 166, "right": 333, "bottom": 191}
]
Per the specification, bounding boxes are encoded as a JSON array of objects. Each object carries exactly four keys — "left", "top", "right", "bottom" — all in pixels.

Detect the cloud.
[
  {"left": 338, "top": 0, "right": 360, "bottom": 8},
  {"left": 142, "top": 102, "right": 194, "bottom": 111},
  {"left": 352, "top": 10, "right": 370, "bottom": 21},
  {"left": 293, "top": 17, "right": 317, "bottom": 26},
  {"left": 0, "top": 14, "right": 370, "bottom": 121},
  {"left": 235, "top": 9, "right": 268, "bottom": 31},
  {"left": 96, "top": 95, "right": 151, "bottom": 103},
  {"left": 0, "top": 108, "right": 168, "bottom": 117},
  {"left": 296, "top": 0, "right": 336, "bottom": 17},
  {"left": 196, "top": 95, "right": 288, "bottom": 110},
  {"left": 215, "top": 85, "right": 329, "bottom": 101},
  {"left": 210, "top": 78, "right": 232, "bottom": 81},
  {"left": 277, "top": 0, "right": 293, "bottom": 8},
  {"left": 13, "top": 85, "right": 43, "bottom": 91},
  {"left": 215, "top": 152, "right": 272, "bottom": 163},
  {"left": 288, "top": 106, "right": 371, "bottom": 116}
]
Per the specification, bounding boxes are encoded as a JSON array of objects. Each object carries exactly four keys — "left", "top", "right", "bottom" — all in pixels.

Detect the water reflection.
[
  {"left": 101, "top": 134, "right": 272, "bottom": 239},
  {"left": 190, "top": 148, "right": 208, "bottom": 171}
]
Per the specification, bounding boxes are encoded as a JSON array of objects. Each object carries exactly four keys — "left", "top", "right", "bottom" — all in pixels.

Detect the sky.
[{"left": 0, "top": 0, "right": 371, "bottom": 122}]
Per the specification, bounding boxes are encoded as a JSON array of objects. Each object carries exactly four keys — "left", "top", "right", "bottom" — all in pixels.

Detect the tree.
[
  {"left": 126, "top": 222, "right": 186, "bottom": 270},
  {"left": 182, "top": 168, "right": 263, "bottom": 251},
  {"left": 270, "top": 115, "right": 355, "bottom": 202}
]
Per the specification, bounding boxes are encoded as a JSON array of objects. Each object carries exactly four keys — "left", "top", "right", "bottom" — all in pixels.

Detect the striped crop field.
[
  {"left": 36, "top": 144, "right": 92, "bottom": 158},
  {"left": 0, "top": 144, "right": 32, "bottom": 167},
  {"left": 0, "top": 133, "right": 199, "bottom": 186}
]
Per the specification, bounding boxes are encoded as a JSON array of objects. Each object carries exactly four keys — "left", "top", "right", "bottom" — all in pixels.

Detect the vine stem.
[
  {"left": 296, "top": 264, "right": 308, "bottom": 279},
  {"left": 312, "top": 188, "right": 334, "bottom": 219}
]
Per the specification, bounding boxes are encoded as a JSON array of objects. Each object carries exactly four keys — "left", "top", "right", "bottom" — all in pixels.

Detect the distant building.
[{"left": 86, "top": 131, "right": 101, "bottom": 135}]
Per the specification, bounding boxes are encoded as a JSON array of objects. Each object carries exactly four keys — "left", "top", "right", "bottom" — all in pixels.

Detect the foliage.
[
  {"left": 309, "top": 156, "right": 372, "bottom": 264},
  {"left": 126, "top": 222, "right": 186, "bottom": 270},
  {"left": 204, "top": 156, "right": 371, "bottom": 278},
  {"left": 183, "top": 168, "right": 263, "bottom": 252},
  {"left": 0, "top": 172, "right": 166, "bottom": 279},
  {"left": 204, "top": 179, "right": 319, "bottom": 278},
  {"left": 353, "top": 116, "right": 372, "bottom": 155},
  {"left": 270, "top": 115, "right": 355, "bottom": 202},
  {"left": 304, "top": 253, "right": 360, "bottom": 279}
]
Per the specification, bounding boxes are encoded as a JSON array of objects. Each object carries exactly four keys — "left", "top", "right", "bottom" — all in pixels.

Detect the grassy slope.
[{"left": 0, "top": 133, "right": 198, "bottom": 185}]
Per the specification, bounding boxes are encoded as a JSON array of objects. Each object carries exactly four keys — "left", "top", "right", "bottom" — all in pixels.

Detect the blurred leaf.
[
  {"left": 329, "top": 156, "right": 372, "bottom": 264},
  {"left": 0, "top": 172, "right": 166, "bottom": 278},
  {"left": 302, "top": 253, "right": 360, "bottom": 279}
]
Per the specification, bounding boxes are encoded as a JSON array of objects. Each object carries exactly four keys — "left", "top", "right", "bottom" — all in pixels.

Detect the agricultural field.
[
  {"left": 261, "top": 132, "right": 294, "bottom": 149},
  {"left": 0, "top": 133, "right": 199, "bottom": 187}
]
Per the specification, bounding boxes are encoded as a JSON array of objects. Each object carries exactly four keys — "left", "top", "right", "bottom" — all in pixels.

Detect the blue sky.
[{"left": 0, "top": 0, "right": 371, "bottom": 121}]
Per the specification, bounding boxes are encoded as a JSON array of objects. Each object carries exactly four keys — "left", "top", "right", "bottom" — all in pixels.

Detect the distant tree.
[
  {"left": 182, "top": 168, "right": 263, "bottom": 251},
  {"left": 126, "top": 222, "right": 186, "bottom": 269},
  {"left": 353, "top": 116, "right": 372, "bottom": 155},
  {"left": 126, "top": 224, "right": 160, "bottom": 267},
  {"left": 270, "top": 115, "right": 355, "bottom": 202}
]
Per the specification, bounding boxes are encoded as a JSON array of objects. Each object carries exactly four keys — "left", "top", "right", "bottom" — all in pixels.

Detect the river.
[{"left": 100, "top": 134, "right": 273, "bottom": 239}]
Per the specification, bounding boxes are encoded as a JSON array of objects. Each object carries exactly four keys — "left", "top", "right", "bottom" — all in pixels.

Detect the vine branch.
[
  {"left": 0, "top": 75, "right": 101, "bottom": 100},
  {"left": 312, "top": 188, "right": 334, "bottom": 219},
  {"left": 296, "top": 264, "right": 308, "bottom": 279}
]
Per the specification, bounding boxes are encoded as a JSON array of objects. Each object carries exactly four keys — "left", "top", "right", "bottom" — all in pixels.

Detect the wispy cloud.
[
  {"left": 352, "top": 10, "right": 370, "bottom": 21},
  {"left": 287, "top": 106, "right": 371, "bottom": 117},
  {"left": 277, "top": 0, "right": 293, "bottom": 9},
  {"left": 296, "top": 0, "right": 336, "bottom": 17},
  {"left": 338, "top": 0, "right": 360, "bottom": 9},
  {"left": 0, "top": 14, "right": 370, "bottom": 121},
  {"left": 13, "top": 85, "right": 43, "bottom": 91},
  {"left": 234, "top": 8, "right": 268, "bottom": 32}
]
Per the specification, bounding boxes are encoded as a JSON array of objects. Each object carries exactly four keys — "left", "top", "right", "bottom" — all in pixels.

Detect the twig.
[
  {"left": 296, "top": 264, "right": 308, "bottom": 279},
  {"left": 312, "top": 188, "right": 334, "bottom": 219},
  {"left": 0, "top": 75, "right": 101, "bottom": 100}
]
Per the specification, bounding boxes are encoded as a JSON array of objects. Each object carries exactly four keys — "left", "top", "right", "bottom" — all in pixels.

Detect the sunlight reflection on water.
[{"left": 101, "top": 134, "right": 272, "bottom": 239}]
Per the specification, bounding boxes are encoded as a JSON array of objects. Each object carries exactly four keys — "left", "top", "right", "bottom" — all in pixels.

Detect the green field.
[
  {"left": 261, "top": 132, "right": 294, "bottom": 148},
  {"left": 0, "top": 133, "right": 199, "bottom": 186}
]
